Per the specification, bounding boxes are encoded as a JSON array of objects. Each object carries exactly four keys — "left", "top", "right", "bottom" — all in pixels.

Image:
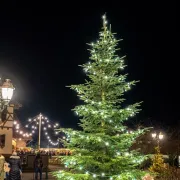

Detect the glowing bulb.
[
  {"left": 159, "top": 133, "right": 164, "bottom": 140},
  {"left": 152, "top": 133, "right": 156, "bottom": 138}
]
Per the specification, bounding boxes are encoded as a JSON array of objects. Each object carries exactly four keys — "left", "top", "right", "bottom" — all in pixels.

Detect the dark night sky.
[{"left": 0, "top": 2, "right": 177, "bottom": 129}]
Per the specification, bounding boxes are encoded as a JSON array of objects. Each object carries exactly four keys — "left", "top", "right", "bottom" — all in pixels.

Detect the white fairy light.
[{"left": 24, "top": 113, "right": 60, "bottom": 147}]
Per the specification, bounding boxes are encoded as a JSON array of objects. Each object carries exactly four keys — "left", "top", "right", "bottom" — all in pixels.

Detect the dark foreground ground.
[{"left": 21, "top": 165, "right": 60, "bottom": 180}]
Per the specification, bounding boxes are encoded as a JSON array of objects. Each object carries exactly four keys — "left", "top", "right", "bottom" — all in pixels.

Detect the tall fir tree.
[{"left": 54, "top": 15, "right": 148, "bottom": 180}]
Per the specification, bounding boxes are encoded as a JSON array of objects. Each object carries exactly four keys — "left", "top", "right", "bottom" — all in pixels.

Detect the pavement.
[
  {"left": 22, "top": 172, "right": 55, "bottom": 180},
  {"left": 21, "top": 165, "right": 61, "bottom": 180}
]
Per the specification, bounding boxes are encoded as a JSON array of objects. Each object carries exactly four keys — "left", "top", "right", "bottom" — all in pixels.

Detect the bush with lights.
[
  {"left": 54, "top": 15, "right": 148, "bottom": 180},
  {"left": 149, "top": 146, "right": 171, "bottom": 179}
]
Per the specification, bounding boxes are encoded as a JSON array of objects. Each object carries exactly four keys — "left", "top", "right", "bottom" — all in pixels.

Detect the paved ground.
[
  {"left": 22, "top": 172, "right": 55, "bottom": 180},
  {"left": 21, "top": 165, "right": 61, "bottom": 180}
]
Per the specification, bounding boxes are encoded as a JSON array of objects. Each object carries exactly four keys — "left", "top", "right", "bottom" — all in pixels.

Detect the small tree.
[
  {"left": 149, "top": 146, "right": 165, "bottom": 173},
  {"left": 54, "top": 15, "right": 148, "bottom": 180},
  {"left": 149, "top": 146, "right": 171, "bottom": 179}
]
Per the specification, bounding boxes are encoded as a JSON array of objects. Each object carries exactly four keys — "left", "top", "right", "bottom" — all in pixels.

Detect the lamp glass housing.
[
  {"left": 159, "top": 134, "right": 164, "bottom": 140},
  {"left": 152, "top": 133, "right": 156, "bottom": 138},
  {"left": 1, "top": 79, "right": 14, "bottom": 101}
]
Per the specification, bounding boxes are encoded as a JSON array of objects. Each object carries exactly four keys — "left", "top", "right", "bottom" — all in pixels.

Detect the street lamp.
[
  {"left": 0, "top": 79, "right": 14, "bottom": 115},
  {"left": 152, "top": 132, "right": 164, "bottom": 147}
]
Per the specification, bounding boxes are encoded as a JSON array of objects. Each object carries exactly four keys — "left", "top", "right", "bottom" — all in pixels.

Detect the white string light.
[
  {"left": 13, "top": 120, "right": 32, "bottom": 138},
  {"left": 25, "top": 113, "right": 60, "bottom": 146}
]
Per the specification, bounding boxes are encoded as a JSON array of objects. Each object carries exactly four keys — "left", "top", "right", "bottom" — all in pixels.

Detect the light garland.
[
  {"left": 13, "top": 120, "right": 32, "bottom": 139},
  {"left": 25, "top": 113, "right": 60, "bottom": 146}
]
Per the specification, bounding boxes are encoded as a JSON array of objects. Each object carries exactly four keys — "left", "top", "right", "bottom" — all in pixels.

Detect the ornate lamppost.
[
  {"left": 0, "top": 78, "right": 14, "bottom": 149},
  {"left": 0, "top": 78, "right": 14, "bottom": 121},
  {"left": 152, "top": 132, "right": 164, "bottom": 148}
]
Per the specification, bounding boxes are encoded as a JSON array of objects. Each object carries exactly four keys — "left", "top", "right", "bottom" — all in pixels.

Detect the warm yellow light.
[
  {"left": 159, "top": 133, "right": 164, "bottom": 140},
  {"left": 152, "top": 133, "right": 156, "bottom": 138}
]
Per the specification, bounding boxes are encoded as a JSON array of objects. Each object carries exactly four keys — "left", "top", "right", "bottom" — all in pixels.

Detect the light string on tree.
[
  {"left": 61, "top": 151, "right": 145, "bottom": 179},
  {"left": 25, "top": 113, "right": 60, "bottom": 146},
  {"left": 55, "top": 14, "right": 147, "bottom": 179},
  {"left": 59, "top": 127, "right": 146, "bottom": 179}
]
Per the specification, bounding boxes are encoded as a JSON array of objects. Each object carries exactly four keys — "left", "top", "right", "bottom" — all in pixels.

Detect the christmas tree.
[{"left": 54, "top": 15, "right": 148, "bottom": 180}]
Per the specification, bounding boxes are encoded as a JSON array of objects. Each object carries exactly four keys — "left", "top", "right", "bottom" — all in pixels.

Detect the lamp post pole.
[{"left": 38, "top": 113, "right": 42, "bottom": 151}]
